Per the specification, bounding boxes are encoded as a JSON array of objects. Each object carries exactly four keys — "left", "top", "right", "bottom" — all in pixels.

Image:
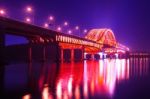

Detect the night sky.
[{"left": 0, "top": 0, "right": 150, "bottom": 51}]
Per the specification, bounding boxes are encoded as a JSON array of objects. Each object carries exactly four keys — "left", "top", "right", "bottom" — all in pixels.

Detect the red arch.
[{"left": 85, "top": 29, "right": 116, "bottom": 46}]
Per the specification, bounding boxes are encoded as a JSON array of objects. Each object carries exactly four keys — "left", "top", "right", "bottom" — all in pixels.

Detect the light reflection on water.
[
  {"left": 53, "top": 59, "right": 130, "bottom": 99},
  {"left": 3, "top": 58, "right": 150, "bottom": 99},
  {"left": 38, "top": 58, "right": 149, "bottom": 99}
]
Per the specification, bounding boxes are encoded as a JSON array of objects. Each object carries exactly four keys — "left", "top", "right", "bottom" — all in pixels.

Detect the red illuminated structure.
[
  {"left": 0, "top": 16, "right": 129, "bottom": 62},
  {"left": 85, "top": 29, "right": 129, "bottom": 52}
]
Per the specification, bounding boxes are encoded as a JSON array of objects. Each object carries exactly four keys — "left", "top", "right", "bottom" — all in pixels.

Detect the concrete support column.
[
  {"left": 61, "top": 48, "right": 64, "bottom": 62},
  {"left": 42, "top": 45, "right": 46, "bottom": 61},
  {"left": 28, "top": 41, "right": 32, "bottom": 62},
  {"left": 0, "top": 30, "right": 5, "bottom": 96},
  {"left": 103, "top": 53, "right": 107, "bottom": 59},
  {"left": 0, "top": 30, "right": 5, "bottom": 62},
  {"left": 84, "top": 53, "right": 87, "bottom": 60},
  {"left": 91, "top": 54, "right": 95, "bottom": 60},
  {"left": 55, "top": 44, "right": 60, "bottom": 62},
  {"left": 98, "top": 52, "right": 103, "bottom": 59},
  {"left": 71, "top": 48, "right": 74, "bottom": 61},
  {"left": 81, "top": 47, "right": 84, "bottom": 60}
]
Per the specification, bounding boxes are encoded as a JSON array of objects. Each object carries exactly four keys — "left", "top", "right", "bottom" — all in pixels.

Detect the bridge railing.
[{"left": 56, "top": 33, "right": 101, "bottom": 49}]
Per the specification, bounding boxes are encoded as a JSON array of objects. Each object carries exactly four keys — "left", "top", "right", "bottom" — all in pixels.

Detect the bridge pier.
[
  {"left": 60, "top": 47, "right": 84, "bottom": 62},
  {"left": 81, "top": 48, "right": 84, "bottom": 60},
  {"left": 42, "top": 45, "right": 46, "bottom": 62},
  {"left": 0, "top": 30, "right": 5, "bottom": 62},
  {"left": 28, "top": 40, "right": 47, "bottom": 62},
  {"left": 61, "top": 48, "right": 64, "bottom": 62},
  {"left": 0, "top": 30, "right": 5, "bottom": 96},
  {"left": 84, "top": 52, "right": 88, "bottom": 60},
  {"left": 98, "top": 52, "right": 103, "bottom": 59},
  {"left": 71, "top": 48, "right": 74, "bottom": 61},
  {"left": 91, "top": 54, "right": 95, "bottom": 60},
  {"left": 28, "top": 41, "right": 32, "bottom": 62}
]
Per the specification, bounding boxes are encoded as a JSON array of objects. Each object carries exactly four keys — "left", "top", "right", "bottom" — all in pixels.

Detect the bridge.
[{"left": 0, "top": 16, "right": 129, "bottom": 62}]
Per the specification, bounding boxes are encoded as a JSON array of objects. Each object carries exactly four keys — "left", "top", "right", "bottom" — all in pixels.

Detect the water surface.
[{"left": 3, "top": 57, "right": 150, "bottom": 99}]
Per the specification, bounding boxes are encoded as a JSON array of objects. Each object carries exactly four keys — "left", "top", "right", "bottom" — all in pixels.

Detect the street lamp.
[
  {"left": 26, "top": 6, "right": 33, "bottom": 13},
  {"left": 84, "top": 29, "right": 88, "bottom": 33},
  {"left": 75, "top": 26, "right": 79, "bottom": 30},
  {"left": 44, "top": 23, "right": 49, "bottom": 28},
  {"left": 25, "top": 17, "right": 31, "bottom": 23},
  {"left": 47, "top": 15, "right": 55, "bottom": 30},
  {"left": 68, "top": 30, "right": 72, "bottom": 34},
  {"left": 64, "top": 21, "right": 68, "bottom": 26},
  {"left": 49, "top": 16, "right": 54, "bottom": 21},
  {"left": 57, "top": 26, "right": 62, "bottom": 31},
  {"left": 75, "top": 26, "right": 80, "bottom": 36},
  {"left": 0, "top": 9, "right": 6, "bottom": 16},
  {"left": 25, "top": 6, "right": 34, "bottom": 24}
]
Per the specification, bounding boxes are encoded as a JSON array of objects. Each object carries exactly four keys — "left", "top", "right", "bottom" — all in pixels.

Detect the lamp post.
[
  {"left": 0, "top": 9, "right": 6, "bottom": 16},
  {"left": 26, "top": 6, "right": 32, "bottom": 13},
  {"left": 62, "top": 21, "right": 69, "bottom": 33},
  {"left": 25, "top": 6, "right": 34, "bottom": 24},
  {"left": 48, "top": 15, "right": 55, "bottom": 30},
  {"left": 83, "top": 29, "right": 88, "bottom": 37},
  {"left": 68, "top": 30, "right": 72, "bottom": 34},
  {"left": 25, "top": 17, "right": 31, "bottom": 23},
  {"left": 75, "top": 26, "right": 80, "bottom": 36},
  {"left": 44, "top": 23, "right": 49, "bottom": 28},
  {"left": 64, "top": 21, "right": 68, "bottom": 26},
  {"left": 57, "top": 26, "right": 62, "bottom": 32}
]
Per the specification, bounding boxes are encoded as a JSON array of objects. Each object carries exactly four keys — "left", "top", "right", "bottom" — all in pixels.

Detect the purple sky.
[{"left": 1, "top": 0, "right": 150, "bottom": 51}]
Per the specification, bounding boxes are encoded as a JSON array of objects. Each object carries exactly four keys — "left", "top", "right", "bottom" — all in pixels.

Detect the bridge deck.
[{"left": 0, "top": 16, "right": 101, "bottom": 50}]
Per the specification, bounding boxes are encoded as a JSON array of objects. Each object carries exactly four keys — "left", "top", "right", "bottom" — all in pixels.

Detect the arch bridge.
[{"left": 0, "top": 16, "right": 129, "bottom": 62}]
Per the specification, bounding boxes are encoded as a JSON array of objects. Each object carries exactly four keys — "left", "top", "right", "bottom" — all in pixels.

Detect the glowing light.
[
  {"left": 42, "top": 85, "right": 49, "bottom": 99},
  {"left": 68, "top": 30, "right": 72, "bottom": 34},
  {"left": 49, "top": 16, "right": 54, "bottom": 21},
  {"left": 75, "top": 26, "right": 79, "bottom": 30},
  {"left": 83, "top": 61, "right": 88, "bottom": 98},
  {"left": 56, "top": 81, "right": 62, "bottom": 99},
  {"left": 117, "top": 49, "right": 125, "bottom": 53},
  {"left": 84, "top": 28, "right": 130, "bottom": 51},
  {"left": 26, "top": 6, "right": 32, "bottom": 12},
  {"left": 63, "top": 91, "right": 68, "bottom": 99},
  {"left": 75, "top": 85, "right": 80, "bottom": 99},
  {"left": 99, "top": 60, "right": 104, "bottom": 76},
  {"left": 57, "top": 26, "right": 62, "bottom": 31},
  {"left": 22, "top": 94, "right": 31, "bottom": 99},
  {"left": 84, "top": 29, "right": 88, "bottom": 33},
  {"left": 0, "top": 9, "right": 5, "bottom": 16},
  {"left": 103, "top": 53, "right": 107, "bottom": 58},
  {"left": 115, "top": 53, "right": 118, "bottom": 58},
  {"left": 98, "top": 52, "right": 103, "bottom": 59},
  {"left": 64, "top": 21, "right": 68, "bottom": 26},
  {"left": 25, "top": 17, "right": 31, "bottom": 23},
  {"left": 84, "top": 52, "right": 87, "bottom": 59},
  {"left": 44, "top": 23, "right": 49, "bottom": 28},
  {"left": 68, "top": 77, "right": 73, "bottom": 97}
]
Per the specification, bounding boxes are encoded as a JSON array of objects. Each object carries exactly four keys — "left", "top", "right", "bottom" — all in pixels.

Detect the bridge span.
[{"left": 0, "top": 16, "right": 129, "bottom": 62}]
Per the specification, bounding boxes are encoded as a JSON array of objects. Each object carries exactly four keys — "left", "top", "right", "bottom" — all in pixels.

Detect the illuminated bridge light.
[
  {"left": 85, "top": 28, "right": 129, "bottom": 52},
  {"left": 75, "top": 26, "right": 79, "bottom": 30},
  {"left": 57, "top": 26, "right": 62, "bottom": 31},
  {"left": 49, "top": 16, "right": 54, "bottom": 21},
  {"left": 26, "top": 6, "right": 33, "bottom": 13},
  {"left": 68, "top": 30, "right": 72, "bottom": 34},
  {"left": 55, "top": 34, "right": 101, "bottom": 50},
  {"left": 25, "top": 17, "right": 31, "bottom": 23},
  {"left": 0, "top": 9, "right": 6, "bottom": 16},
  {"left": 64, "top": 21, "right": 68, "bottom": 26},
  {"left": 44, "top": 23, "right": 49, "bottom": 28}
]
